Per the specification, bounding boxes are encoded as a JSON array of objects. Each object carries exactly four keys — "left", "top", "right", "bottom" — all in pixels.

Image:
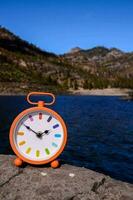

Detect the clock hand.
[
  {"left": 42, "top": 129, "right": 51, "bottom": 135},
  {"left": 23, "top": 123, "right": 50, "bottom": 137},
  {"left": 23, "top": 124, "right": 38, "bottom": 135}
]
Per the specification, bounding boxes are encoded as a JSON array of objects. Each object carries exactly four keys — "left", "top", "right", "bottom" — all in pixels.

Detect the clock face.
[{"left": 11, "top": 108, "right": 66, "bottom": 163}]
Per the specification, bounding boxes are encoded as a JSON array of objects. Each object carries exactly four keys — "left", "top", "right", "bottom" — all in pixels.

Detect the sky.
[{"left": 0, "top": 0, "right": 133, "bottom": 54}]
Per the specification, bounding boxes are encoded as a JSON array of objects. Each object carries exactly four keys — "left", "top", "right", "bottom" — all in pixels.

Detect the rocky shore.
[
  {"left": 0, "top": 155, "right": 133, "bottom": 200},
  {"left": 70, "top": 88, "right": 133, "bottom": 96},
  {"left": 0, "top": 87, "right": 132, "bottom": 97}
]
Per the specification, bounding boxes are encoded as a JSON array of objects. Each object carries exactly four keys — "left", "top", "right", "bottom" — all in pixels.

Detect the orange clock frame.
[{"left": 9, "top": 92, "right": 67, "bottom": 166}]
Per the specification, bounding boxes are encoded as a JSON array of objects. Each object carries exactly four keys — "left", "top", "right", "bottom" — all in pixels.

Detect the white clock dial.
[{"left": 13, "top": 110, "right": 64, "bottom": 161}]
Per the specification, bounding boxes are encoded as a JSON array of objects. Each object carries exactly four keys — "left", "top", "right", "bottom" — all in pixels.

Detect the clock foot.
[
  {"left": 14, "top": 157, "right": 23, "bottom": 167},
  {"left": 51, "top": 160, "right": 59, "bottom": 168}
]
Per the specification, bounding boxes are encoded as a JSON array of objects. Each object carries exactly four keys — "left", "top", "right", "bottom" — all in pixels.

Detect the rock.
[
  {"left": 19, "top": 59, "right": 27, "bottom": 68},
  {"left": 0, "top": 155, "right": 133, "bottom": 200}
]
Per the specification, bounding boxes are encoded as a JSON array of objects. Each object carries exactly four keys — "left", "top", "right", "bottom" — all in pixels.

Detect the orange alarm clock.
[{"left": 9, "top": 92, "right": 67, "bottom": 168}]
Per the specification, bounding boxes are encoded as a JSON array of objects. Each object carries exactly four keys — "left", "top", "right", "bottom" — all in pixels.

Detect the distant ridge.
[{"left": 65, "top": 46, "right": 124, "bottom": 57}]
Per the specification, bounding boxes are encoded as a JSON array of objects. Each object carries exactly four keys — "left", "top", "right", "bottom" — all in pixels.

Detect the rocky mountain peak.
[{"left": 69, "top": 47, "right": 82, "bottom": 54}]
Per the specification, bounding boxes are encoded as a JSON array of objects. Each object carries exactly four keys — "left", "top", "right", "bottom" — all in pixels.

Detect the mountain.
[
  {"left": 0, "top": 26, "right": 87, "bottom": 94},
  {"left": 63, "top": 46, "right": 133, "bottom": 89},
  {"left": 0, "top": 27, "right": 54, "bottom": 56},
  {"left": 63, "top": 46, "right": 125, "bottom": 69},
  {"left": 0, "top": 26, "right": 133, "bottom": 94}
]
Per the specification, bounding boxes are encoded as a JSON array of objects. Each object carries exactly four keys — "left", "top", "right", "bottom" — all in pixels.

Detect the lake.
[{"left": 0, "top": 95, "right": 133, "bottom": 183}]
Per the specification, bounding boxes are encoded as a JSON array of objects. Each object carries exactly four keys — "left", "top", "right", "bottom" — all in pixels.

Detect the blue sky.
[{"left": 0, "top": 0, "right": 133, "bottom": 54}]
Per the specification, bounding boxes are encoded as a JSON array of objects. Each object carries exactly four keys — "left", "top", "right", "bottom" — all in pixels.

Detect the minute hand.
[{"left": 23, "top": 124, "right": 38, "bottom": 135}]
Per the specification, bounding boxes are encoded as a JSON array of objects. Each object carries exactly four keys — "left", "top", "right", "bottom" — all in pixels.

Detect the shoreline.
[
  {"left": 70, "top": 88, "right": 132, "bottom": 96},
  {"left": 0, "top": 155, "right": 133, "bottom": 200},
  {"left": 0, "top": 88, "right": 132, "bottom": 96}
]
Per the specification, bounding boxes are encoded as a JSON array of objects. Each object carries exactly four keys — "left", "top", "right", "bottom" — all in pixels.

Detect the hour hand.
[{"left": 42, "top": 130, "right": 50, "bottom": 135}]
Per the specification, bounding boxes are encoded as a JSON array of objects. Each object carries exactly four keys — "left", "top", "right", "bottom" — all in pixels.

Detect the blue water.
[{"left": 0, "top": 95, "right": 133, "bottom": 183}]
